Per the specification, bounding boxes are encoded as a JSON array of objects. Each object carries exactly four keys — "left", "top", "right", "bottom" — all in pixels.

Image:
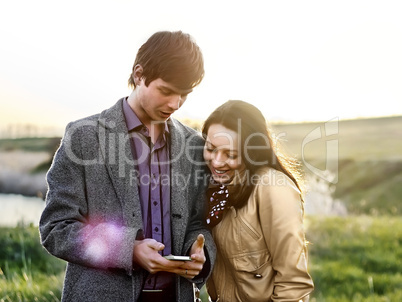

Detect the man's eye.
[{"left": 161, "top": 90, "right": 172, "bottom": 96}]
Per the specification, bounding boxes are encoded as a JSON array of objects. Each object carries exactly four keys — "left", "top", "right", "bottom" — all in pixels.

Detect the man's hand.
[
  {"left": 190, "top": 233, "right": 205, "bottom": 261},
  {"left": 132, "top": 234, "right": 206, "bottom": 279},
  {"left": 133, "top": 238, "right": 166, "bottom": 274},
  {"left": 179, "top": 234, "right": 206, "bottom": 280}
]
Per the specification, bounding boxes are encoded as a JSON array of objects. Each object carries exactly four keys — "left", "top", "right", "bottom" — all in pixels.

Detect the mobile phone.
[{"left": 164, "top": 254, "right": 192, "bottom": 261}]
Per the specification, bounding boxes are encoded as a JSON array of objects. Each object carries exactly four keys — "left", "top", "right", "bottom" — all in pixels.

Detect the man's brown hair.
[{"left": 128, "top": 31, "right": 204, "bottom": 90}]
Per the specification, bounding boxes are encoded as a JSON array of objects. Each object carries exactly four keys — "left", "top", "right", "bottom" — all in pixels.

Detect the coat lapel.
[
  {"left": 98, "top": 98, "right": 143, "bottom": 228},
  {"left": 169, "top": 118, "right": 191, "bottom": 254},
  {"left": 96, "top": 103, "right": 192, "bottom": 251}
]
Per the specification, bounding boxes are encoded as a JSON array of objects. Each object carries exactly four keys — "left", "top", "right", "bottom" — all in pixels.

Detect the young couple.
[{"left": 40, "top": 31, "right": 314, "bottom": 302}]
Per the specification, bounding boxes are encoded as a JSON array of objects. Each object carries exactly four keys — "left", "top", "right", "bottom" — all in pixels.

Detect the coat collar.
[
  {"left": 97, "top": 98, "right": 141, "bottom": 227},
  {"left": 96, "top": 98, "right": 193, "bottom": 242}
]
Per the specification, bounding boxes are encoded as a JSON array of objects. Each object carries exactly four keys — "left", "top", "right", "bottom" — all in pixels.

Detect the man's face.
[{"left": 134, "top": 78, "right": 193, "bottom": 124}]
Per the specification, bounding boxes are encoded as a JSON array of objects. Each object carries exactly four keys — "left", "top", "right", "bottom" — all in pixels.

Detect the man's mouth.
[{"left": 160, "top": 111, "right": 173, "bottom": 118}]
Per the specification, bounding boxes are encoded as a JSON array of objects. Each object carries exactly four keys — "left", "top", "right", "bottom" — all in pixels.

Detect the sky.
[{"left": 1, "top": 0, "right": 402, "bottom": 137}]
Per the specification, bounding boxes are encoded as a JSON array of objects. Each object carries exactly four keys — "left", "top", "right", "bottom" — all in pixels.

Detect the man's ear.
[{"left": 133, "top": 64, "right": 143, "bottom": 86}]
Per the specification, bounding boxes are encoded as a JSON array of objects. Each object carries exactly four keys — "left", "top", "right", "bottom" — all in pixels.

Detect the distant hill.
[
  {"left": 0, "top": 137, "right": 61, "bottom": 153},
  {"left": 271, "top": 116, "right": 402, "bottom": 215},
  {"left": 0, "top": 138, "right": 61, "bottom": 198},
  {"left": 1, "top": 116, "right": 401, "bottom": 215},
  {"left": 271, "top": 115, "right": 402, "bottom": 162}
]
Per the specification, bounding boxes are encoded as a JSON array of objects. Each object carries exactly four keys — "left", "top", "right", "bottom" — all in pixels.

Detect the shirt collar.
[{"left": 122, "top": 97, "right": 170, "bottom": 135}]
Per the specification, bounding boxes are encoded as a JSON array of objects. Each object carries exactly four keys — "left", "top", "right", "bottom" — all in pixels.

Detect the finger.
[
  {"left": 148, "top": 240, "right": 165, "bottom": 251},
  {"left": 190, "top": 253, "right": 206, "bottom": 263},
  {"left": 186, "top": 268, "right": 202, "bottom": 279},
  {"left": 191, "top": 234, "right": 205, "bottom": 260},
  {"left": 179, "top": 268, "right": 197, "bottom": 279},
  {"left": 196, "top": 234, "right": 205, "bottom": 249}
]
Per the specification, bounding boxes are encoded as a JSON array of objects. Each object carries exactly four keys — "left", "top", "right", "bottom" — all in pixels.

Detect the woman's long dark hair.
[{"left": 202, "top": 100, "right": 304, "bottom": 209}]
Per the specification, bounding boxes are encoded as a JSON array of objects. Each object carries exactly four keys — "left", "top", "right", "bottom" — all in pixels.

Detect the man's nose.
[{"left": 167, "top": 95, "right": 182, "bottom": 110}]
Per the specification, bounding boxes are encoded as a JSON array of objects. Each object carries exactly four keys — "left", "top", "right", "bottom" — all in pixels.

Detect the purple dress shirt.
[{"left": 122, "top": 98, "right": 174, "bottom": 290}]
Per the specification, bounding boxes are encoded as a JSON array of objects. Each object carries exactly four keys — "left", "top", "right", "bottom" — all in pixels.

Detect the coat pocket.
[
  {"left": 232, "top": 250, "right": 274, "bottom": 302},
  {"left": 237, "top": 215, "right": 261, "bottom": 240}
]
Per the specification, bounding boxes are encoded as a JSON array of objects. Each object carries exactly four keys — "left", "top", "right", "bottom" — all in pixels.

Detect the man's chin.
[{"left": 151, "top": 117, "right": 170, "bottom": 124}]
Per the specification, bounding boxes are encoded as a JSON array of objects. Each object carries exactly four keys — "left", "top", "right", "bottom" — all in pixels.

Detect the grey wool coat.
[{"left": 39, "top": 98, "right": 216, "bottom": 302}]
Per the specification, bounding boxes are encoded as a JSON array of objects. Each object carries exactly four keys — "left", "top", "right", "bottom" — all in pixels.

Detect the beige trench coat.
[{"left": 207, "top": 167, "right": 314, "bottom": 302}]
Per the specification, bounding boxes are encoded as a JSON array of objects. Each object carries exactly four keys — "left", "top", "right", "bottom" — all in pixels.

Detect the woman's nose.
[{"left": 212, "top": 153, "right": 227, "bottom": 166}]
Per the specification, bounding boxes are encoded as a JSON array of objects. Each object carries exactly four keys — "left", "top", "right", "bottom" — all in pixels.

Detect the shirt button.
[
  {"left": 154, "top": 227, "right": 159, "bottom": 232},
  {"left": 153, "top": 201, "right": 158, "bottom": 206}
]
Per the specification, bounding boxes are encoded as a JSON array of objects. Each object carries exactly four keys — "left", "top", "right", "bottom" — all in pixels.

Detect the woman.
[{"left": 203, "top": 100, "right": 314, "bottom": 302}]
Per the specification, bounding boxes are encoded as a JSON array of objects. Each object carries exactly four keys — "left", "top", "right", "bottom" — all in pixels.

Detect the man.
[{"left": 40, "top": 31, "right": 216, "bottom": 302}]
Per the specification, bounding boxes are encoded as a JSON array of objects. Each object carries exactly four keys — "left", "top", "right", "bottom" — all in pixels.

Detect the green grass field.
[
  {"left": 0, "top": 225, "right": 65, "bottom": 301},
  {"left": 306, "top": 215, "right": 402, "bottom": 301},
  {"left": 1, "top": 216, "right": 401, "bottom": 301}
]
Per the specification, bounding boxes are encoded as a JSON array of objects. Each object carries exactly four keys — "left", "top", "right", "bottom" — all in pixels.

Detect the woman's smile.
[{"left": 203, "top": 124, "right": 245, "bottom": 184}]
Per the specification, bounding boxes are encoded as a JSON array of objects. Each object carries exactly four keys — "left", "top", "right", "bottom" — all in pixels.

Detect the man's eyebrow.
[{"left": 159, "top": 84, "right": 193, "bottom": 95}]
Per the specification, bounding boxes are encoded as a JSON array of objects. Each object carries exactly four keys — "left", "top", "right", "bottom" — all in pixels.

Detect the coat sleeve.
[
  {"left": 39, "top": 122, "right": 138, "bottom": 274},
  {"left": 183, "top": 173, "right": 216, "bottom": 286},
  {"left": 181, "top": 136, "right": 216, "bottom": 286},
  {"left": 257, "top": 171, "right": 314, "bottom": 301}
]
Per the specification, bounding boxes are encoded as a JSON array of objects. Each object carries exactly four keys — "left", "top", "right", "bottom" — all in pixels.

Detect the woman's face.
[{"left": 204, "top": 124, "right": 246, "bottom": 184}]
